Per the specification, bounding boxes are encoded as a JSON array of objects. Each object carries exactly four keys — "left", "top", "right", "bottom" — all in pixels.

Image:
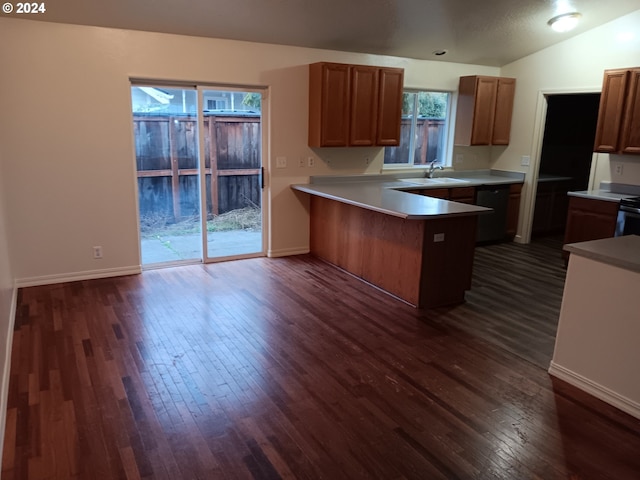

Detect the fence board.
[
  {"left": 206, "top": 117, "right": 219, "bottom": 215},
  {"left": 133, "top": 114, "right": 261, "bottom": 222},
  {"left": 384, "top": 118, "right": 445, "bottom": 165}
]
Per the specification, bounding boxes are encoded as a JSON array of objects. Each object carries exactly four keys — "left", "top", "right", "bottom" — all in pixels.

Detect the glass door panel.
[
  {"left": 201, "top": 89, "right": 263, "bottom": 259},
  {"left": 131, "top": 86, "right": 202, "bottom": 266}
]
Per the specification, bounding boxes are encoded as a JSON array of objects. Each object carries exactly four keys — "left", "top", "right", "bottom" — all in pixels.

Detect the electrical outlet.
[
  {"left": 521, "top": 155, "right": 530, "bottom": 166},
  {"left": 93, "top": 246, "right": 103, "bottom": 259},
  {"left": 365, "top": 157, "right": 370, "bottom": 165},
  {"left": 276, "top": 156, "right": 287, "bottom": 169},
  {"left": 455, "top": 154, "right": 464, "bottom": 165},
  {"left": 298, "top": 157, "right": 305, "bottom": 167},
  {"left": 615, "top": 164, "right": 624, "bottom": 176},
  {"left": 308, "top": 157, "right": 315, "bottom": 167},
  {"left": 433, "top": 233, "right": 445, "bottom": 243}
]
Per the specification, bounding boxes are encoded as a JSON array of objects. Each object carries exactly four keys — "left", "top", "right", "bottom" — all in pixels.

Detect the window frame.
[{"left": 383, "top": 88, "right": 454, "bottom": 170}]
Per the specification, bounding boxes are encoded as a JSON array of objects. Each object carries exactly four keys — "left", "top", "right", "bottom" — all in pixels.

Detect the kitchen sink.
[{"left": 400, "top": 177, "right": 470, "bottom": 185}]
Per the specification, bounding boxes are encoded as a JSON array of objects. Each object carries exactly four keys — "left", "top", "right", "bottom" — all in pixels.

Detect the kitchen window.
[{"left": 384, "top": 90, "right": 451, "bottom": 168}]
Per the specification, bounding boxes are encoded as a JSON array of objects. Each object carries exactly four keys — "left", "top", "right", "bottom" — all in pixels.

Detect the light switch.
[
  {"left": 521, "top": 155, "right": 530, "bottom": 166},
  {"left": 276, "top": 156, "right": 287, "bottom": 168}
]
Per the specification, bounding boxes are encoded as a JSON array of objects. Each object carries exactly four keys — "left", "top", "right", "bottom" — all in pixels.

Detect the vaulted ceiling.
[{"left": 7, "top": 0, "right": 640, "bottom": 66}]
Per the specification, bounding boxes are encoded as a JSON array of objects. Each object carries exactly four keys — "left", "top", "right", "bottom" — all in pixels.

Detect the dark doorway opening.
[{"left": 532, "top": 93, "right": 601, "bottom": 238}]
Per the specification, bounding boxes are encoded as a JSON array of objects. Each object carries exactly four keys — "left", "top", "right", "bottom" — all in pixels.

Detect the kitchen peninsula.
[
  {"left": 550, "top": 235, "right": 640, "bottom": 419},
  {"left": 292, "top": 172, "right": 521, "bottom": 308}
]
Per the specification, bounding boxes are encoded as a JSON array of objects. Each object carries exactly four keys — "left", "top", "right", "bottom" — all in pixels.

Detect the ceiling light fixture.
[{"left": 548, "top": 12, "right": 582, "bottom": 32}]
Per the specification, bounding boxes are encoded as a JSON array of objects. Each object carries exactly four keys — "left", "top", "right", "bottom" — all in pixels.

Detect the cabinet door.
[
  {"left": 505, "top": 183, "right": 522, "bottom": 239},
  {"left": 563, "top": 197, "right": 618, "bottom": 247},
  {"left": 619, "top": 68, "right": 640, "bottom": 154},
  {"left": 308, "top": 62, "right": 350, "bottom": 147},
  {"left": 470, "top": 77, "right": 498, "bottom": 145},
  {"left": 593, "top": 69, "right": 629, "bottom": 153},
  {"left": 532, "top": 183, "right": 553, "bottom": 234},
  {"left": 349, "top": 65, "right": 379, "bottom": 146},
  {"left": 376, "top": 67, "right": 404, "bottom": 146},
  {"left": 449, "top": 186, "right": 475, "bottom": 204},
  {"left": 492, "top": 78, "right": 516, "bottom": 145},
  {"left": 422, "top": 188, "right": 450, "bottom": 199}
]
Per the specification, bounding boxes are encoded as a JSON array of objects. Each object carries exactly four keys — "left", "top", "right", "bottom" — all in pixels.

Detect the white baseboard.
[
  {"left": 267, "top": 247, "right": 310, "bottom": 258},
  {"left": 548, "top": 361, "right": 640, "bottom": 420},
  {"left": 15, "top": 265, "right": 142, "bottom": 288},
  {"left": 0, "top": 283, "right": 18, "bottom": 462}
]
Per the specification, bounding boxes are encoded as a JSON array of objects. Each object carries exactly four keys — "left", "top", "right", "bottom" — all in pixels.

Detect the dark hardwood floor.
[
  {"left": 451, "top": 235, "right": 567, "bottom": 369},
  {"left": 3, "top": 239, "right": 640, "bottom": 479}
]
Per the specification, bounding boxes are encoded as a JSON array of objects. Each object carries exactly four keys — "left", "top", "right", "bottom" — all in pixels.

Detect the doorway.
[
  {"left": 531, "top": 93, "right": 600, "bottom": 239},
  {"left": 131, "top": 84, "right": 265, "bottom": 267}
]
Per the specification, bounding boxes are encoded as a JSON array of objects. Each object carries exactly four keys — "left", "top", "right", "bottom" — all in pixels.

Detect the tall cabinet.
[
  {"left": 308, "top": 62, "right": 404, "bottom": 148},
  {"left": 593, "top": 67, "right": 640, "bottom": 154},
  {"left": 454, "top": 75, "right": 516, "bottom": 146}
]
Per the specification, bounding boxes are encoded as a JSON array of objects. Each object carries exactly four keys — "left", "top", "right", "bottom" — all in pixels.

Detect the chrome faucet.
[{"left": 427, "top": 160, "right": 444, "bottom": 178}]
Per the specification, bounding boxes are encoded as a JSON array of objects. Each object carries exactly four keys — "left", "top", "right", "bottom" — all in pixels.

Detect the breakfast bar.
[{"left": 292, "top": 176, "right": 491, "bottom": 308}]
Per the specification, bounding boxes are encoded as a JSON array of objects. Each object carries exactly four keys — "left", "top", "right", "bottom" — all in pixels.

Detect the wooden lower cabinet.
[
  {"left": 506, "top": 183, "right": 523, "bottom": 239},
  {"left": 532, "top": 180, "right": 571, "bottom": 236},
  {"left": 406, "top": 188, "right": 450, "bottom": 199},
  {"left": 563, "top": 196, "right": 618, "bottom": 258},
  {"left": 449, "top": 186, "right": 476, "bottom": 204},
  {"left": 407, "top": 186, "right": 475, "bottom": 202},
  {"left": 309, "top": 196, "right": 478, "bottom": 308},
  {"left": 408, "top": 183, "right": 522, "bottom": 241}
]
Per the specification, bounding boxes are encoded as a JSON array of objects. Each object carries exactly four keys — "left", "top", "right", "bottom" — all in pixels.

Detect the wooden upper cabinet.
[
  {"left": 594, "top": 67, "right": 640, "bottom": 154},
  {"left": 376, "top": 67, "right": 404, "bottom": 146},
  {"left": 308, "top": 62, "right": 404, "bottom": 147},
  {"left": 619, "top": 69, "right": 640, "bottom": 154},
  {"left": 492, "top": 78, "right": 516, "bottom": 145},
  {"left": 349, "top": 65, "right": 379, "bottom": 146},
  {"left": 594, "top": 69, "right": 630, "bottom": 153},
  {"left": 309, "top": 62, "right": 350, "bottom": 147},
  {"left": 454, "top": 75, "right": 516, "bottom": 146}
]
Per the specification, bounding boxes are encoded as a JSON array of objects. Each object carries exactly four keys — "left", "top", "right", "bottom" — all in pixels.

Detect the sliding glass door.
[
  {"left": 201, "top": 89, "right": 263, "bottom": 260},
  {"left": 131, "top": 84, "right": 265, "bottom": 267}
]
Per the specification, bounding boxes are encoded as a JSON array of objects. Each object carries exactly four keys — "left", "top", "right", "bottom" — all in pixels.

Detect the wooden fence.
[
  {"left": 384, "top": 117, "right": 446, "bottom": 165},
  {"left": 133, "top": 113, "right": 261, "bottom": 222}
]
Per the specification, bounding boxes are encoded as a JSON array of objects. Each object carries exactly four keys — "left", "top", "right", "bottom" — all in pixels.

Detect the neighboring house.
[{"left": 131, "top": 86, "right": 253, "bottom": 114}]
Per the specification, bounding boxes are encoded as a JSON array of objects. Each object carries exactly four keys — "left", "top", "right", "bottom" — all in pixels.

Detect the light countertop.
[
  {"left": 564, "top": 235, "right": 640, "bottom": 274},
  {"left": 567, "top": 190, "right": 632, "bottom": 202},
  {"left": 568, "top": 181, "right": 640, "bottom": 202},
  {"left": 537, "top": 174, "right": 573, "bottom": 183},
  {"left": 291, "top": 170, "right": 524, "bottom": 220},
  {"left": 292, "top": 181, "right": 491, "bottom": 219}
]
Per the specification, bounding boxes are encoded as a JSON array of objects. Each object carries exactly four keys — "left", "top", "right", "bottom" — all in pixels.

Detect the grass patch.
[{"left": 140, "top": 207, "right": 261, "bottom": 238}]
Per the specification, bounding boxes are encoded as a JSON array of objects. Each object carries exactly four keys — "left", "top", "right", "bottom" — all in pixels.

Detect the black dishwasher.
[{"left": 475, "top": 185, "right": 510, "bottom": 242}]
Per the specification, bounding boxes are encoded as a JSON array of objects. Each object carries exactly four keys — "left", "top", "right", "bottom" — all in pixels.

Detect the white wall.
[
  {"left": 498, "top": 9, "right": 640, "bottom": 241},
  {"left": 0, "top": 17, "right": 498, "bottom": 283}
]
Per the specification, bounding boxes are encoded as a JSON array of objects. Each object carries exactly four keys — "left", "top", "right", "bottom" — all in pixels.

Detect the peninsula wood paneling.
[
  {"left": 309, "top": 196, "right": 478, "bottom": 308},
  {"left": 310, "top": 196, "right": 423, "bottom": 305},
  {"left": 421, "top": 216, "right": 477, "bottom": 307},
  {"left": 360, "top": 209, "right": 424, "bottom": 305}
]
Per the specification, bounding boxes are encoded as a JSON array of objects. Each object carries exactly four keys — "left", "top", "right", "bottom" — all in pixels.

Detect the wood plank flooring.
[
  {"left": 453, "top": 235, "right": 567, "bottom": 368},
  {"left": 3, "top": 240, "right": 640, "bottom": 479}
]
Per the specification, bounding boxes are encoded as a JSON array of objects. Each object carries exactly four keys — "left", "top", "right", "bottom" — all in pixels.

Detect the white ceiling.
[{"left": 7, "top": 0, "right": 640, "bottom": 66}]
